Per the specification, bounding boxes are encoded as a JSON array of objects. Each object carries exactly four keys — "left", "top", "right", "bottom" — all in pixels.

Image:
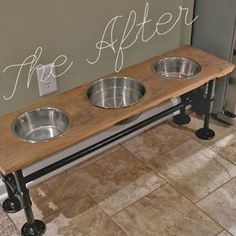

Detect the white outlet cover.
[{"left": 36, "top": 63, "right": 58, "bottom": 97}]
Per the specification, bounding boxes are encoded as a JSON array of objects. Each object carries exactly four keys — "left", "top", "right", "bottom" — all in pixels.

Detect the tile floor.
[{"left": 2, "top": 113, "right": 236, "bottom": 236}]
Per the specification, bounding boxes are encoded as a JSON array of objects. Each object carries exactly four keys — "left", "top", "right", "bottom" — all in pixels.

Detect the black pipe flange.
[
  {"left": 2, "top": 197, "right": 21, "bottom": 213},
  {"left": 195, "top": 128, "right": 215, "bottom": 140},
  {"left": 21, "top": 220, "right": 46, "bottom": 236},
  {"left": 173, "top": 113, "right": 191, "bottom": 125}
]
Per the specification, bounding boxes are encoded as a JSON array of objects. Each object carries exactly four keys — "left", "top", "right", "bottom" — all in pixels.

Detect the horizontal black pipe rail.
[{"left": 24, "top": 102, "right": 188, "bottom": 183}]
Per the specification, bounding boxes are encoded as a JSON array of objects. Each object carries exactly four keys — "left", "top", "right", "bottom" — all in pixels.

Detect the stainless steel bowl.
[
  {"left": 12, "top": 108, "right": 72, "bottom": 143},
  {"left": 87, "top": 76, "right": 145, "bottom": 109},
  {"left": 153, "top": 57, "right": 201, "bottom": 79}
]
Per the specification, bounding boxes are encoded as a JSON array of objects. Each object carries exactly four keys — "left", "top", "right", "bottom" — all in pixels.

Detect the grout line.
[
  {"left": 121, "top": 136, "right": 192, "bottom": 165},
  {"left": 156, "top": 121, "right": 236, "bottom": 189},
  {"left": 121, "top": 144, "right": 229, "bottom": 233},
  {"left": 216, "top": 230, "right": 225, "bottom": 236},
  {"left": 199, "top": 210, "right": 234, "bottom": 236},
  {"left": 95, "top": 203, "right": 129, "bottom": 236},
  {"left": 65, "top": 144, "right": 169, "bottom": 218},
  {"left": 111, "top": 183, "right": 168, "bottom": 217},
  {"left": 216, "top": 229, "right": 234, "bottom": 236},
  {"left": 118, "top": 145, "right": 171, "bottom": 191},
  {"left": 65, "top": 121, "right": 235, "bottom": 234},
  {"left": 28, "top": 193, "right": 130, "bottom": 235},
  {"left": 106, "top": 180, "right": 226, "bottom": 236},
  {"left": 216, "top": 152, "right": 236, "bottom": 166},
  {"left": 192, "top": 136, "right": 236, "bottom": 168},
  {"left": 68, "top": 131, "right": 235, "bottom": 234},
  {"left": 65, "top": 144, "right": 168, "bottom": 214},
  {"left": 195, "top": 176, "right": 236, "bottom": 204},
  {"left": 58, "top": 170, "right": 103, "bottom": 210},
  {"left": 151, "top": 179, "right": 229, "bottom": 233},
  {"left": 88, "top": 170, "right": 167, "bottom": 217},
  {"left": 144, "top": 150, "right": 236, "bottom": 234}
]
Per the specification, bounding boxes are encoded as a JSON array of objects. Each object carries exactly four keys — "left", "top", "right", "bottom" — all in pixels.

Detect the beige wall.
[{"left": 0, "top": 0, "right": 194, "bottom": 115}]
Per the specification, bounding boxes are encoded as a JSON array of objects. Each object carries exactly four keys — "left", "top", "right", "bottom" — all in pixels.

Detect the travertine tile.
[
  {"left": 69, "top": 145, "right": 165, "bottom": 215},
  {"left": 217, "top": 230, "right": 233, "bottom": 236},
  {"left": 56, "top": 205, "right": 126, "bottom": 236},
  {"left": 30, "top": 171, "right": 86, "bottom": 218},
  {"left": 9, "top": 195, "right": 124, "bottom": 236},
  {"left": 147, "top": 139, "right": 236, "bottom": 202},
  {"left": 113, "top": 184, "right": 222, "bottom": 236},
  {"left": 208, "top": 128, "right": 236, "bottom": 152},
  {"left": 9, "top": 171, "right": 91, "bottom": 231},
  {"left": 122, "top": 122, "right": 189, "bottom": 161},
  {"left": 44, "top": 199, "right": 125, "bottom": 236},
  {"left": 45, "top": 195, "right": 95, "bottom": 223},
  {"left": 218, "top": 137, "right": 236, "bottom": 165},
  {"left": 198, "top": 178, "right": 236, "bottom": 235},
  {"left": 9, "top": 195, "right": 95, "bottom": 232},
  {"left": 98, "top": 172, "right": 165, "bottom": 216}
]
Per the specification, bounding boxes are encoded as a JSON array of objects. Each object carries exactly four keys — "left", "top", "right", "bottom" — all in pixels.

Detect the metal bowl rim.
[
  {"left": 152, "top": 56, "right": 202, "bottom": 80},
  {"left": 11, "top": 107, "right": 72, "bottom": 143},
  {"left": 86, "top": 76, "right": 146, "bottom": 109}
]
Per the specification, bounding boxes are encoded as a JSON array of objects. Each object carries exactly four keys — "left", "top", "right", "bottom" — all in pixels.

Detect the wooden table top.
[{"left": 0, "top": 46, "right": 234, "bottom": 175}]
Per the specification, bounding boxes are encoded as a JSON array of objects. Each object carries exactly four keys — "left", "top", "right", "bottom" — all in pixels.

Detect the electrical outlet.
[{"left": 36, "top": 63, "right": 58, "bottom": 96}]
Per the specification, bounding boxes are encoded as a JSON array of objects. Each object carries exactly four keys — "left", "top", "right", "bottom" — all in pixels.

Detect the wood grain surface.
[{"left": 0, "top": 46, "right": 234, "bottom": 175}]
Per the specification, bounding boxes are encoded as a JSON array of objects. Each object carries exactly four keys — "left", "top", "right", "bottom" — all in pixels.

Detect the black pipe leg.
[
  {"left": 195, "top": 109, "right": 215, "bottom": 140},
  {"left": 195, "top": 81, "right": 215, "bottom": 140},
  {"left": 14, "top": 170, "right": 46, "bottom": 236},
  {"left": 173, "top": 94, "right": 191, "bottom": 125},
  {"left": 1, "top": 174, "right": 21, "bottom": 213},
  {"left": 173, "top": 107, "right": 191, "bottom": 125}
]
